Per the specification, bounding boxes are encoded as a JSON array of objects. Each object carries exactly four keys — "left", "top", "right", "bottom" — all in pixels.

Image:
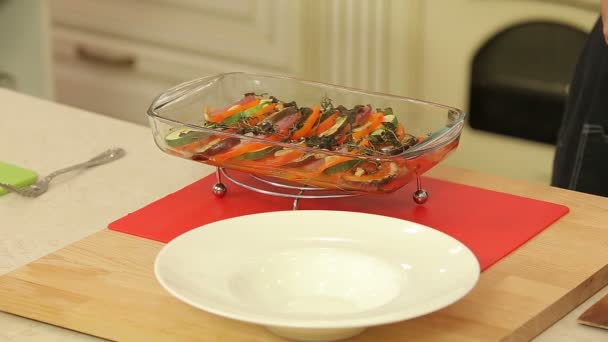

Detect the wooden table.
[{"left": 1, "top": 88, "right": 607, "bottom": 341}]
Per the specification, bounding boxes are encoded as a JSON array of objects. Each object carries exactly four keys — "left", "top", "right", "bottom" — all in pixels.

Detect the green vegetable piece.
[
  {"left": 319, "top": 115, "right": 348, "bottom": 137},
  {"left": 235, "top": 146, "right": 281, "bottom": 161},
  {"left": 221, "top": 100, "right": 271, "bottom": 125},
  {"left": 382, "top": 114, "right": 398, "bottom": 125},
  {"left": 165, "top": 129, "right": 207, "bottom": 147},
  {"left": 323, "top": 159, "right": 362, "bottom": 175}
]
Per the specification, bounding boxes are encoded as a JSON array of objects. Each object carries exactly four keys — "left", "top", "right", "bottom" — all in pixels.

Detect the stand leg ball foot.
[
  {"left": 413, "top": 175, "right": 428, "bottom": 204},
  {"left": 212, "top": 183, "right": 227, "bottom": 198},
  {"left": 213, "top": 167, "right": 227, "bottom": 198},
  {"left": 413, "top": 189, "right": 428, "bottom": 204}
]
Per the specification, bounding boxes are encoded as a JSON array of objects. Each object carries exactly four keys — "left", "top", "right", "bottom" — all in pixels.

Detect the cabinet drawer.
[
  {"left": 52, "top": 26, "right": 290, "bottom": 125},
  {"left": 54, "top": 59, "right": 171, "bottom": 126},
  {"left": 50, "top": 0, "right": 304, "bottom": 75}
]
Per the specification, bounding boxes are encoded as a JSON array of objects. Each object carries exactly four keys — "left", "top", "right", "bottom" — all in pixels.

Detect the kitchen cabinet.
[
  {"left": 49, "top": 0, "right": 424, "bottom": 125},
  {"left": 50, "top": 0, "right": 307, "bottom": 125},
  {"left": 50, "top": 0, "right": 580, "bottom": 184}
]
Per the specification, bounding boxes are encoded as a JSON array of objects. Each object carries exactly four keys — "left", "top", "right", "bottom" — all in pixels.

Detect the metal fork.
[{"left": 0, "top": 148, "right": 126, "bottom": 197}]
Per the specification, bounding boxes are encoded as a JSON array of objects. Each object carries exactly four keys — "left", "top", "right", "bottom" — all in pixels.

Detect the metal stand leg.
[
  {"left": 212, "top": 167, "right": 227, "bottom": 198},
  {"left": 292, "top": 190, "right": 304, "bottom": 210},
  {"left": 413, "top": 175, "right": 428, "bottom": 204}
]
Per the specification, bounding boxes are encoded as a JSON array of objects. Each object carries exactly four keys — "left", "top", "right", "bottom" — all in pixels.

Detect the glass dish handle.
[{"left": 150, "top": 74, "right": 221, "bottom": 111}]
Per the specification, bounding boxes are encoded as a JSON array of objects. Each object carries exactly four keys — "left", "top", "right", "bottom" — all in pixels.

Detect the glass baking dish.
[{"left": 147, "top": 72, "right": 465, "bottom": 194}]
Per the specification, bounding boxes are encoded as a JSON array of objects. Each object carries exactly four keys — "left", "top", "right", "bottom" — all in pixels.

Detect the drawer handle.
[{"left": 76, "top": 45, "right": 136, "bottom": 68}]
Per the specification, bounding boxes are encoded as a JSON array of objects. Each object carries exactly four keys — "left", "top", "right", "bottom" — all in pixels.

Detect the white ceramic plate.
[{"left": 154, "top": 210, "right": 480, "bottom": 341}]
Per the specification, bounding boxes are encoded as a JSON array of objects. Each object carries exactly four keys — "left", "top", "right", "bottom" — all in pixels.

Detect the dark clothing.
[{"left": 552, "top": 17, "right": 608, "bottom": 197}]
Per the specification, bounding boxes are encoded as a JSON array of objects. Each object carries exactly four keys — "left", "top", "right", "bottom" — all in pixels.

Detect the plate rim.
[{"left": 154, "top": 210, "right": 481, "bottom": 328}]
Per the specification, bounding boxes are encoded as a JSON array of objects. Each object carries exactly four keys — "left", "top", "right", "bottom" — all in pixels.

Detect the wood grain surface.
[{"left": 1, "top": 166, "right": 608, "bottom": 341}]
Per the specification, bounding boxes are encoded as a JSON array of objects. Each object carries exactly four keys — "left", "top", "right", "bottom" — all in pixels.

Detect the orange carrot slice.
[
  {"left": 245, "top": 103, "right": 277, "bottom": 126},
  {"left": 291, "top": 106, "right": 321, "bottom": 140},
  {"left": 207, "top": 99, "right": 260, "bottom": 123},
  {"left": 263, "top": 149, "right": 307, "bottom": 167},
  {"left": 316, "top": 156, "right": 353, "bottom": 173},
  {"left": 212, "top": 142, "right": 271, "bottom": 163},
  {"left": 212, "top": 134, "right": 283, "bottom": 163},
  {"left": 316, "top": 111, "right": 340, "bottom": 135},
  {"left": 352, "top": 113, "right": 384, "bottom": 140}
]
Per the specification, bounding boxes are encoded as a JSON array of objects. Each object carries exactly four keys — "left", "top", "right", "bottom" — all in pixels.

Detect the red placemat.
[{"left": 108, "top": 172, "right": 569, "bottom": 271}]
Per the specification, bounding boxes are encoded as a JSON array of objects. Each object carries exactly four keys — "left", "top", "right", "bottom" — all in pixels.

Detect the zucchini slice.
[
  {"left": 235, "top": 146, "right": 281, "bottom": 161},
  {"left": 323, "top": 158, "right": 363, "bottom": 175},
  {"left": 319, "top": 116, "right": 348, "bottom": 137},
  {"left": 221, "top": 99, "right": 273, "bottom": 125},
  {"left": 165, "top": 128, "right": 207, "bottom": 147},
  {"left": 382, "top": 114, "right": 398, "bottom": 125}
]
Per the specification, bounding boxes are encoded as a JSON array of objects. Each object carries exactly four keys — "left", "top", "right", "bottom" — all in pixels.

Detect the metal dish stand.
[{"left": 211, "top": 167, "right": 429, "bottom": 210}]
